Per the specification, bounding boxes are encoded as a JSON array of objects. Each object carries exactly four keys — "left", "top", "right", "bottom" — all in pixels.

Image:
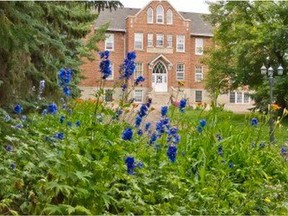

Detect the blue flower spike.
[{"left": 122, "top": 128, "right": 133, "bottom": 141}]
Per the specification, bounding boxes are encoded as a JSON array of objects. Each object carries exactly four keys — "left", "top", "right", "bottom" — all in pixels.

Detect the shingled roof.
[{"left": 95, "top": 7, "right": 213, "bottom": 36}]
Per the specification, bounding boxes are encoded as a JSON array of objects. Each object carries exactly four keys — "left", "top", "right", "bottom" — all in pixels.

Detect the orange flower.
[{"left": 271, "top": 103, "right": 281, "bottom": 111}]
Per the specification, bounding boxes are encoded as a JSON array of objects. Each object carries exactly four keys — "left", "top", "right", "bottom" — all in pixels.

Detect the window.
[
  {"left": 229, "top": 92, "right": 250, "bottom": 104},
  {"left": 195, "top": 38, "right": 204, "bottom": 55},
  {"left": 167, "top": 35, "right": 173, "bottom": 48},
  {"left": 156, "top": 5, "right": 164, "bottom": 24},
  {"left": 147, "top": 7, "right": 153, "bottom": 23},
  {"left": 176, "top": 35, "right": 185, "bottom": 52},
  {"left": 134, "top": 33, "right": 143, "bottom": 50},
  {"left": 106, "top": 63, "right": 114, "bottom": 80},
  {"left": 105, "top": 34, "right": 114, "bottom": 50},
  {"left": 195, "top": 90, "right": 203, "bottom": 102},
  {"left": 195, "top": 66, "right": 203, "bottom": 82},
  {"left": 134, "top": 63, "right": 143, "bottom": 78},
  {"left": 176, "top": 64, "right": 185, "bottom": 80},
  {"left": 105, "top": 89, "right": 113, "bottom": 102},
  {"left": 166, "top": 9, "right": 173, "bottom": 24},
  {"left": 147, "top": 34, "right": 153, "bottom": 47},
  {"left": 156, "top": 34, "right": 164, "bottom": 47},
  {"left": 134, "top": 90, "right": 143, "bottom": 102}
]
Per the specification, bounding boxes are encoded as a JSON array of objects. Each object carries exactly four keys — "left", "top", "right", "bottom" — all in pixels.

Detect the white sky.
[{"left": 120, "top": 0, "right": 214, "bottom": 14}]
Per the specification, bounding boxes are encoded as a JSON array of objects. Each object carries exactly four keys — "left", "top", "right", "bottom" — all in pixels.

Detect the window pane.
[
  {"left": 134, "top": 33, "right": 143, "bottom": 49},
  {"left": 195, "top": 38, "right": 203, "bottom": 55},
  {"left": 156, "top": 34, "right": 164, "bottom": 47},
  {"left": 134, "top": 90, "right": 143, "bottom": 102},
  {"left": 176, "top": 64, "right": 185, "bottom": 80},
  {"left": 195, "top": 91, "right": 202, "bottom": 102},
  {"left": 236, "top": 92, "right": 242, "bottom": 103},
  {"left": 195, "top": 66, "right": 203, "bottom": 82},
  {"left": 105, "top": 89, "right": 113, "bottom": 102},
  {"left": 134, "top": 63, "right": 143, "bottom": 78},
  {"left": 177, "top": 35, "right": 185, "bottom": 52},
  {"left": 148, "top": 34, "right": 153, "bottom": 47},
  {"left": 147, "top": 8, "right": 153, "bottom": 23},
  {"left": 244, "top": 92, "right": 250, "bottom": 103},
  {"left": 167, "top": 35, "right": 172, "bottom": 48},
  {"left": 167, "top": 9, "right": 173, "bottom": 24},
  {"left": 156, "top": 5, "right": 164, "bottom": 23},
  {"left": 229, "top": 92, "right": 235, "bottom": 103},
  {"left": 105, "top": 34, "right": 114, "bottom": 50}
]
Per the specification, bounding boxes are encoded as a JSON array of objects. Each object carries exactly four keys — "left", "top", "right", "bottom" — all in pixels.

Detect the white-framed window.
[
  {"left": 134, "top": 33, "right": 143, "bottom": 50},
  {"left": 195, "top": 90, "right": 203, "bottom": 102},
  {"left": 156, "top": 34, "right": 164, "bottom": 47},
  {"left": 229, "top": 92, "right": 250, "bottom": 104},
  {"left": 105, "top": 34, "right": 114, "bottom": 51},
  {"left": 106, "top": 63, "right": 114, "bottom": 80},
  {"left": 134, "top": 63, "right": 143, "bottom": 79},
  {"left": 167, "top": 34, "right": 173, "bottom": 48},
  {"left": 195, "top": 66, "right": 203, "bottom": 82},
  {"left": 147, "top": 34, "right": 153, "bottom": 47},
  {"left": 166, "top": 9, "right": 173, "bottom": 24},
  {"left": 195, "top": 38, "right": 204, "bottom": 55},
  {"left": 176, "top": 35, "right": 185, "bottom": 52},
  {"left": 147, "top": 7, "right": 153, "bottom": 23},
  {"left": 134, "top": 89, "right": 143, "bottom": 102},
  {"left": 104, "top": 89, "right": 113, "bottom": 102},
  {"left": 156, "top": 5, "right": 164, "bottom": 24},
  {"left": 176, "top": 64, "right": 185, "bottom": 80}
]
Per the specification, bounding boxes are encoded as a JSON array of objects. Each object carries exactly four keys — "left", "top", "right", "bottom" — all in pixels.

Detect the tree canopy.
[
  {"left": 204, "top": 0, "right": 288, "bottom": 109},
  {"left": 0, "top": 1, "right": 122, "bottom": 107}
]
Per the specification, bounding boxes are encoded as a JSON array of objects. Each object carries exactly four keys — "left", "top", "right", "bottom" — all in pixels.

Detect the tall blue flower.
[
  {"left": 47, "top": 103, "right": 57, "bottom": 114},
  {"left": 197, "top": 125, "right": 203, "bottom": 133},
  {"left": 135, "top": 76, "right": 145, "bottom": 85},
  {"left": 251, "top": 118, "right": 258, "bottom": 126},
  {"left": 135, "top": 115, "right": 142, "bottom": 128},
  {"left": 54, "top": 132, "right": 64, "bottom": 140},
  {"left": 120, "top": 51, "right": 136, "bottom": 80},
  {"left": 199, "top": 119, "right": 207, "bottom": 127},
  {"left": 167, "top": 145, "right": 177, "bottom": 162},
  {"left": 75, "top": 120, "right": 81, "bottom": 127},
  {"left": 218, "top": 146, "right": 223, "bottom": 156},
  {"left": 125, "top": 156, "right": 135, "bottom": 175},
  {"left": 137, "top": 129, "right": 143, "bottom": 136},
  {"left": 58, "top": 68, "right": 72, "bottom": 96},
  {"left": 161, "top": 106, "right": 168, "bottom": 117},
  {"left": 5, "top": 145, "right": 13, "bottom": 152},
  {"left": 122, "top": 128, "right": 133, "bottom": 141},
  {"left": 63, "top": 86, "right": 71, "bottom": 97},
  {"left": 99, "top": 50, "right": 110, "bottom": 59},
  {"left": 138, "top": 104, "right": 148, "bottom": 117},
  {"left": 281, "top": 147, "right": 287, "bottom": 155},
  {"left": 60, "top": 115, "right": 65, "bottom": 123},
  {"left": 145, "top": 122, "right": 151, "bottom": 131},
  {"left": 99, "top": 53, "right": 112, "bottom": 79},
  {"left": 14, "top": 104, "right": 23, "bottom": 114},
  {"left": 146, "top": 98, "right": 152, "bottom": 108},
  {"left": 149, "top": 133, "right": 157, "bottom": 145},
  {"left": 179, "top": 99, "right": 187, "bottom": 112}
]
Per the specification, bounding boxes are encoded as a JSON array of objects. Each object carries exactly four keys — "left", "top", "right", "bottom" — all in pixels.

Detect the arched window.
[
  {"left": 156, "top": 5, "right": 164, "bottom": 24},
  {"left": 166, "top": 9, "right": 173, "bottom": 24},
  {"left": 147, "top": 7, "right": 153, "bottom": 23}
]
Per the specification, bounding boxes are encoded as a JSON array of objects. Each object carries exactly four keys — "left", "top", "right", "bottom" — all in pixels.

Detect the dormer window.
[
  {"left": 147, "top": 7, "right": 153, "bottom": 23},
  {"left": 166, "top": 9, "right": 173, "bottom": 24},
  {"left": 156, "top": 5, "right": 164, "bottom": 24}
]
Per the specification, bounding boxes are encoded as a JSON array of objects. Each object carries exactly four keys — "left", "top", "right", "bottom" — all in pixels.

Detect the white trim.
[
  {"left": 147, "top": 7, "right": 153, "bottom": 23},
  {"left": 134, "top": 89, "right": 144, "bottom": 103},
  {"left": 134, "top": 62, "right": 144, "bottom": 79},
  {"left": 176, "top": 63, "right": 185, "bottom": 81},
  {"left": 195, "top": 66, "right": 203, "bottom": 82},
  {"left": 105, "top": 33, "right": 114, "bottom": 51},
  {"left": 156, "top": 34, "right": 164, "bottom": 47},
  {"left": 156, "top": 5, "right": 164, "bottom": 24},
  {"left": 195, "top": 38, "right": 204, "bottom": 55},
  {"left": 195, "top": 90, "right": 203, "bottom": 103},
  {"left": 191, "top": 33, "right": 213, "bottom": 37},
  {"left": 229, "top": 91, "right": 250, "bottom": 104},
  {"left": 167, "top": 34, "right": 173, "bottom": 48},
  {"left": 134, "top": 33, "right": 143, "bottom": 50},
  {"left": 147, "top": 33, "right": 153, "bottom": 47},
  {"left": 149, "top": 54, "right": 173, "bottom": 66},
  {"left": 176, "top": 35, "right": 185, "bottom": 52},
  {"left": 166, "top": 9, "right": 173, "bottom": 25}
]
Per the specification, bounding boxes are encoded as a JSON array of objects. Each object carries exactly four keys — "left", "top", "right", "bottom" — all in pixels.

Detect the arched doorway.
[{"left": 152, "top": 61, "right": 168, "bottom": 92}]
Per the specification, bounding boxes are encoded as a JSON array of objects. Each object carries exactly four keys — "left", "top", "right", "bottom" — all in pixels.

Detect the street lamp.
[{"left": 261, "top": 64, "right": 284, "bottom": 143}]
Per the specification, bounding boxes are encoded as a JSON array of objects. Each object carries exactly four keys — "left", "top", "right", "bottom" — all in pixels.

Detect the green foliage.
[
  {"left": 204, "top": 1, "right": 288, "bottom": 109},
  {"left": 0, "top": 1, "right": 121, "bottom": 107},
  {"left": 0, "top": 100, "right": 288, "bottom": 214}
]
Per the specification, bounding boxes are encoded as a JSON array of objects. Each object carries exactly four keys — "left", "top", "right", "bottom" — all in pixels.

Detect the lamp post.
[{"left": 260, "top": 64, "right": 284, "bottom": 143}]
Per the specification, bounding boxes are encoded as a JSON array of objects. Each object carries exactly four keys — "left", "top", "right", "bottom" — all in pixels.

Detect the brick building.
[{"left": 80, "top": 0, "right": 254, "bottom": 111}]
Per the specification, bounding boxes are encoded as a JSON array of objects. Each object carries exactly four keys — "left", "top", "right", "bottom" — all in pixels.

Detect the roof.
[{"left": 95, "top": 7, "right": 213, "bottom": 36}]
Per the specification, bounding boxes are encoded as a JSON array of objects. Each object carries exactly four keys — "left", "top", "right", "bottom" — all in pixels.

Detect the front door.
[{"left": 152, "top": 61, "right": 167, "bottom": 92}]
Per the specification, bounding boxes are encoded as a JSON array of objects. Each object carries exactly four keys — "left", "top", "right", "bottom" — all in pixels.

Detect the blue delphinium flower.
[
  {"left": 135, "top": 76, "right": 145, "bottom": 85},
  {"left": 218, "top": 146, "right": 223, "bottom": 156},
  {"left": 100, "top": 50, "right": 110, "bottom": 59},
  {"left": 12, "top": 124, "right": 23, "bottom": 130},
  {"left": 60, "top": 116, "right": 65, "bottom": 123},
  {"left": 229, "top": 162, "right": 234, "bottom": 168},
  {"left": 5, "top": 145, "right": 13, "bottom": 152},
  {"left": 99, "top": 53, "right": 112, "bottom": 79},
  {"left": 10, "top": 162, "right": 16, "bottom": 170},
  {"left": 75, "top": 120, "right": 81, "bottom": 127},
  {"left": 137, "top": 129, "right": 143, "bottom": 136},
  {"left": 135, "top": 115, "right": 142, "bottom": 128},
  {"left": 179, "top": 99, "right": 187, "bottom": 112},
  {"left": 161, "top": 106, "right": 168, "bottom": 117},
  {"left": 122, "top": 128, "right": 133, "bottom": 141},
  {"left": 54, "top": 132, "right": 64, "bottom": 140},
  {"left": 197, "top": 125, "right": 203, "bottom": 133},
  {"left": 121, "top": 83, "right": 127, "bottom": 91},
  {"left": 149, "top": 133, "right": 157, "bottom": 145},
  {"left": 48, "top": 103, "right": 57, "bottom": 114},
  {"left": 167, "top": 145, "right": 177, "bottom": 162},
  {"left": 125, "top": 156, "right": 135, "bottom": 175},
  {"left": 251, "top": 118, "right": 258, "bottom": 126},
  {"left": 146, "top": 98, "right": 152, "bottom": 108},
  {"left": 41, "top": 109, "right": 48, "bottom": 115},
  {"left": 120, "top": 51, "right": 136, "bottom": 80},
  {"left": 145, "top": 122, "right": 151, "bottom": 131},
  {"left": 63, "top": 86, "right": 71, "bottom": 97},
  {"left": 67, "top": 122, "right": 72, "bottom": 127},
  {"left": 281, "top": 147, "right": 287, "bottom": 155},
  {"left": 58, "top": 68, "right": 72, "bottom": 96},
  {"left": 14, "top": 104, "right": 23, "bottom": 114},
  {"left": 4, "top": 115, "right": 11, "bottom": 122},
  {"left": 199, "top": 119, "right": 206, "bottom": 127},
  {"left": 138, "top": 104, "right": 148, "bottom": 118}
]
